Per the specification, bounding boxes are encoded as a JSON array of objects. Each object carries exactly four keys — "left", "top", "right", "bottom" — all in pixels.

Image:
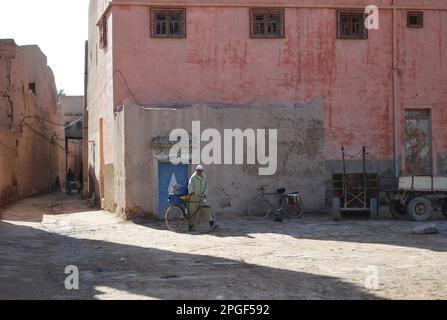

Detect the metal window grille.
[
  {"left": 407, "top": 12, "right": 424, "bottom": 28},
  {"left": 250, "top": 9, "right": 284, "bottom": 38},
  {"left": 337, "top": 10, "right": 368, "bottom": 39},
  {"left": 151, "top": 8, "right": 186, "bottom": 38}
]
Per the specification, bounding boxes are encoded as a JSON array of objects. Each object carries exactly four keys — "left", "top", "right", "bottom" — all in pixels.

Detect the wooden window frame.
[
  {"left": 150, "top": 8, "right": 186, "bottom": 38},
  {"left": 98, "top": 16, "right": 108, "bottom": 49},
  {"left": 337, "top": 10, "right": 368, "bottom": 40},
  {"left": 407, "top": 11, "right": 424, "bottom": 28},
  {"left": 250, "top": 8, "right": 285, "bottom": 39}
]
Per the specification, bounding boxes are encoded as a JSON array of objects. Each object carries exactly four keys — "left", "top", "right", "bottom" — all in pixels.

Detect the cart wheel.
[
  {"left": 407, "top": 197, "right": 432, "bottom": 222},
  {"left": 389, "top": 201, "right": 407, "bottom": 220},
  {"left": 332, "top": 198, "right": 341, "bottom": 221},
  {"left": 370, "top": 198, "right": 379, "bottom": 220},
  {"left": 442, "top": 201, "right": 447, "bottom": 219}
]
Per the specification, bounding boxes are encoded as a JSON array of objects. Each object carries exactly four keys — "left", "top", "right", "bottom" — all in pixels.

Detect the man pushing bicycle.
[{"left": 188, "top": 165, "right": 218, "bottom": 232}]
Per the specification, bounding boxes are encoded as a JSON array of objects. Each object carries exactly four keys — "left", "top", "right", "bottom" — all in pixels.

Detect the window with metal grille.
[
  {"left": 407, "top": 12, "right": 423, "bottom": 28},
  {"left": 98, "top": 16, "right": 108, "bottom": 49},
  {"left": 151, "top": 8, "right": 186, "bottom": 38},
  {"left": 250, "top": 9, "right": 284, "bottom": 38},
  {"left": 337, "top": 10, "right": 368, "bottom": 39}
]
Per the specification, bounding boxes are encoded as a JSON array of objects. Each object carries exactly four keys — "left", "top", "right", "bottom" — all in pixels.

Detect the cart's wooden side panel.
[
  {"left": 434, "top": 177, "right": 447, "bottom": 191},
  {"left": 398, "top": 176, "right": 447, "bottom": 192}
]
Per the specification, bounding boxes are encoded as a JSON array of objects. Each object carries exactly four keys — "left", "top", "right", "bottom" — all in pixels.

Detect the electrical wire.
[
  {"left": 89, "top": 69, "right": 144, "bottom": 109},
  {"left": 21, "top": 115, "right": 65, "bottom": 127},
  {"left": 22, "top": 122, "right": 81, "bottom": 156},
  {"left": 1, "top": 123, "right": 80, "bottom": 159},
  {"left": 21, "top": 115, "right": 82, "bottom": 148},
  {"left": 0, "top": 122, "right": 77, "bottom": 158},
  {"left": 114, "top": 69, "right": 143, "bottom": 106},
  {"left": 22, "top": 115, "right": 83, "bottom": 129},
  {"left": 23, "top": 122, "right": 65, "bottom": 151},
  {"left": 64, "top": 117, "right": 83, "bottom": 129}
]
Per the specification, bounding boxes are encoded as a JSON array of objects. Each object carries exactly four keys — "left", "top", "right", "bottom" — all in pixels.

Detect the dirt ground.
[{"left": 0, "top": 193, "right": 446, "bottom": 300}]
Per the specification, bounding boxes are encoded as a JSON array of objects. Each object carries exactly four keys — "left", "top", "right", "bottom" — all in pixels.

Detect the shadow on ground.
[
  {"left": 0, "top": 221, "right": 381, "bottom": 300},
  {"left": 135, "top": 209, "right": 447, "bottom": 253}
]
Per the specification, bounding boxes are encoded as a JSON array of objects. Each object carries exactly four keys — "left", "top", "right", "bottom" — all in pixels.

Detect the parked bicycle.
[
  {"left": 165, "top": 191, "right": 217, "bottom": 234},
  {"left": 247, "top": 185, "right": 304, "bottom": 221}
]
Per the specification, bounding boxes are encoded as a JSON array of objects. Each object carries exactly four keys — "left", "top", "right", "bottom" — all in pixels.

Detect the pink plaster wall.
[
  {"left": 87, "top": 0, "right": 447, "bottom": 180},
  {"left": 395, "top": 9, "right": 447, "bottom": 173},
  {"left": 87, "top": 0, "right": 114, "bottom": 166},
  {"left": 107, "top": 0, "right": 447, "bottom": 167}
]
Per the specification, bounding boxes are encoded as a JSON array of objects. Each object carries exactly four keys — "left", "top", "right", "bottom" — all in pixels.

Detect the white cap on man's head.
[{"left": 196, "top": 165, "right": 204, "bottom": 171}]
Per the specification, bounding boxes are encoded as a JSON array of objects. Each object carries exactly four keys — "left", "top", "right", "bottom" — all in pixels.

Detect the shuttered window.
[
  {"left": 98, "top": 16, "right": 108, "bottom": 49},
  {"left": 337, "top": 10, "right": 368, "bottom": 39},
  {"left": 151, "top": 8, "right": 186, "bottom": 38},
  {"left": 250, "top": 9, "right": 285, "bottom": 38}
]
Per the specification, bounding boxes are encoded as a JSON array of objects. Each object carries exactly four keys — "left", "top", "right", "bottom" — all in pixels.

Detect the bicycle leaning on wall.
[{"left": 247, "top": 185, "right": 304, "bottom": 221}]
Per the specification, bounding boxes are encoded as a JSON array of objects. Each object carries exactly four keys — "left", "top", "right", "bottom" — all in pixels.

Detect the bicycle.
[
  {"left": 165, "top": 193, "right": 218, "bottom": 234},
  {"left": 247, "top": 185, "right": 304, "bottom": 221}
]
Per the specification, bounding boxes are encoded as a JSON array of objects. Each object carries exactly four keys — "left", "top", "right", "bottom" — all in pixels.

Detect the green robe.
[
  {"left": 188, "top": 173, "right": 212, "bottom": 225},
  {"left": 188, "top": 172, "right": 208, "bottom": 197}
]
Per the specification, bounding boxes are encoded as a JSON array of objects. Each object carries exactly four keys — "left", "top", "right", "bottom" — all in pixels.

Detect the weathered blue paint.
[{"left": 158, "top": 162, "right": 189, "bottom": 217}]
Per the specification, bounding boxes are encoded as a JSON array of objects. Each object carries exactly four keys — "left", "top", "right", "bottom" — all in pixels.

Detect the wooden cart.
[{"left": 384, "top": 176, "right": 447, "bottom": 221}]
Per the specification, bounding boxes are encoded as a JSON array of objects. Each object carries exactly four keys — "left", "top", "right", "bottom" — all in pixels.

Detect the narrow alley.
[{"left": 1, "top": 193, "right": 446, "bottom": 300}]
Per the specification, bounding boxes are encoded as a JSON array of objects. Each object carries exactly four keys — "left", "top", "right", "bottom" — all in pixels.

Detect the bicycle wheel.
[
  {"left": 194, "top": 206, "right": 216, "bottom": 234},
  {"left": 165, "top": 205, "right": 186, "bottom": 232},
  {"left": 247, "top": 196, "right": 271, "bottom": 221},
  {"left": 283, "top": 196, "right": 305, "bottom": 219}
]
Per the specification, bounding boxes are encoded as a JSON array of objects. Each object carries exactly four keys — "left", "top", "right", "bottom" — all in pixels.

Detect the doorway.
[
  {"left": 157, "top": 162, "right": 189, "bottom": 218},
  {"left": 99, "top": 118, "right": 105, "bottom": 199},
  {"left": 404, "top": 109, "right": 432, "bottom": 175}
]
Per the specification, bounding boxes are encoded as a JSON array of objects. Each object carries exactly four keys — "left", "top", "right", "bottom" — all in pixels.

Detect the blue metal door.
[{"left": 158, "top": 162, "right": 189, "bottom": 217}]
